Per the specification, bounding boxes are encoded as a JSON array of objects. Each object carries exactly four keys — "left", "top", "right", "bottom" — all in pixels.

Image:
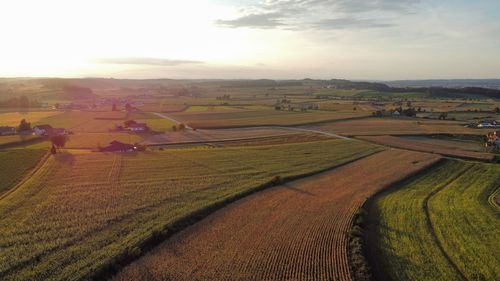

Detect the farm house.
[
  {"left": 33, "top": 124, "right": 53, "bottom": 135},
  {"left": 486, "top": 131, "right": 500, "bottom": 148},
  {"left": 99, "top": 140, "right": 137, "bottom": 152},
  {"left": 477, "top": 120, "right": 498, "bottom": 128},
  {"left": 128, "top": 123, "right": 149, "bottom": 132},
  {"left": 0, "top": 126, "right": 16, "bottom": 136}
]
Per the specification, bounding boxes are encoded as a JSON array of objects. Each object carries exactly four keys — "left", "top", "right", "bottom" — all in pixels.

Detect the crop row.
[
  {"left": 0, "top": 139, "right": 380, "bottom": 281},
  {"left": 367, "top": 159, "right": 500, "bottom": 281}
]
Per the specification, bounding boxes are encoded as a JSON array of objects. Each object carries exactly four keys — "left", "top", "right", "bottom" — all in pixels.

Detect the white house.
[
  {"left": 128, "top": 123, "right": 149, "bottom": 132},
  {"left": 33, "top": 124, "right": 53, "bottom": 135}
]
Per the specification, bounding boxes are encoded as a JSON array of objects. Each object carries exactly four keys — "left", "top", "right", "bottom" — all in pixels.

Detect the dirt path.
[
  {"left": 422, "top": 166, "right": 473, "bottom": 281},
  {"left": 242, "top": 125, "right": 350, "bottom": 139},
  {"left": 113, "top": 150, "right": 440, "bottom": 281},
  {"left": 151, "top": 112, "right": 192, "bottom": 129}
]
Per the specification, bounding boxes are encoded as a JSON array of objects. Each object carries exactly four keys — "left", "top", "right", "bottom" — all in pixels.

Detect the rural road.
[
  {"left": 152, "top": 111, "right": 349, "bottom": 139},
  {"left": 267, "top": 126, "right": 350, "bottom": 139},
  {"left": 151, "top": 112, "right": 192, "bottom": 129}
]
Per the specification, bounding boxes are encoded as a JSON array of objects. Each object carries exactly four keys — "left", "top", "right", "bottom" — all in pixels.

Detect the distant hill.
[
  {"left": 385, "top": 79, "right": 500, "bottom": 90},
  {"left": 1, "top": 77, "right": 499, "bottom": 101}
]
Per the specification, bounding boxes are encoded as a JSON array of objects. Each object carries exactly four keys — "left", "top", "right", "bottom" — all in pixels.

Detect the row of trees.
[
  {"left": 0, "top": 96, "right": 41, "bottom": 108},
  {"left": 216, "top": 94, "right": 231, "bottom": 100},
  {"left": 172, "top": 123, "right": 187, "bottom": 131},
  {"left": 18, "top": 119, "right": 31, "bottom": 131}
]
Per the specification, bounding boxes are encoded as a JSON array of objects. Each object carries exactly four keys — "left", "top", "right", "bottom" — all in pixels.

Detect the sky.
[{"left": 0, "top": 0, "right": 499, "bottom": 80}]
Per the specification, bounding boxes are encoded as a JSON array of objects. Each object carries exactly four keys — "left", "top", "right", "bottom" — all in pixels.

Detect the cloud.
[
  {"left": 332, "top": 0, "right": 421, "bottom": 13},
  {"left": 216, "top": 13, "right": 285, "bottom": 28},
  {"left": 312, "top": 17, "right": 394, "bottom": 29},
  {"left": 97, "top": 57, "right": 203, "bottom": 66},
  {"left": 217, "top": 0, "right": 421, "bottom": 30}
]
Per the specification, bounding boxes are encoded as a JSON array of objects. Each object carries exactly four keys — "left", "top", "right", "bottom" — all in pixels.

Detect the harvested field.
[
  {"left": 358, "top": 135, "right": 494, "bottom": 160},
  {"left": 170, "top": 110, "right": 369, "bottom": 129},
  {"left": 0, "top": 111, "right": 62, "bottom": 126},
  {"left": 0, "top": 140, "right": 380, "bottom": 281},
  {"left": 37, "top": 111, "right": 124, "bottom": 132},
  {"left": 216, "top": 133, "right": 333, "bottom": 147},
  {"left": 142, "top": 127, "right": 303, "bottom": 145},
  {"left": 313, "top": 118, "right": 489, "bottom": 136},
  {"left": 64, "top": 132, "right": 145, "bottom": 149},
  {"left": 367, "top": 160, "right": 500, "bottom": 281},
  {"left": 113, "top": 150, "right": 440, "bottom": 281}
]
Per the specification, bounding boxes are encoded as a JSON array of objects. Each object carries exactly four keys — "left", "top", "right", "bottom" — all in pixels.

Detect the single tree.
[
  {"left": 124, "top": 119, "right": 137, "bottom": 128},
  {"left": 172, "top": 125, "right": 177, "bottom": 132},
  {"left": 17, "top": 119, "right": 31, "bottom": 132},
  {"left": 178, "top": 123, "right": 186, "bottom": 131},
  {"left": 50, "top": 135, "right": 68, "bottom": 154}
]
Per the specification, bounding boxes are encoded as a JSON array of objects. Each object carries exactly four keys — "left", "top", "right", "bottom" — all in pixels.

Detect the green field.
[
  {"left": 458, "top": 102, "right": 494, "bottom": 110},
  {"left": 367, "top": 160, "right": 499, "bottom": 281},
  {"left": 0, "top": 139, "right": 381, "bottom": 281},
  {"left": 0, "top": 145, "right": 48, "bottom": 195},
  {"left": 129, "top": 113, "right": 176, "bottom": 132},
  {"left": 0, "top": 111, "right": 62, "bottom": 126},
  {"left": 0, "top": 135, "right": 42, "bottom": 147}
]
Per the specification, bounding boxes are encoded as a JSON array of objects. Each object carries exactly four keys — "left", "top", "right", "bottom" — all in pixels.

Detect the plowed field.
[{"left": 114, "top": 150, "right": 440, "bottom": 281}]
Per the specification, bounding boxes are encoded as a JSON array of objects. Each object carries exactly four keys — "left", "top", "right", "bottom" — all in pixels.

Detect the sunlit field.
[
  {"left": 367, "top": 160, "right": 500, "bottom": 281},
  {"left": 0, "top": 144, "right": 48, "bottom": 195},
  {"left": 0, "top": 111, "right": 62, "bottom": 126},
  {"left": 0, "top": 139, "right": 380, "bottom": 281}
]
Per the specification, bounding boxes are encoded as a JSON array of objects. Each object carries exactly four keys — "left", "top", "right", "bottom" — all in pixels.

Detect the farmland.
[
  {"left": 0, "top": 77, "right": 499, "bottom": 281},
  {"left": 0, "top": 135, "right": 42, "bottom": 147},
  {"left": 36, "top": 111, "right": 125, "bottom": 132},
  {"left": 366, "top": 160, "right": 500, "bottom": 281},
  {"left": 113, "top": 150, "right": 439, "bottom": 281},
  {"left": 169, "top": 109, "right": 370, "bottom": 129},
  {"left": 64, "top": 133, "right": 145, "bottom": 149},
  {"left": 0, "top": 139, "right": 380, "bottom": 281},
  {"left": 0, "top": 144, "right": 48, "bottom": 195},
  {"left": 142, "top": 127, "right": 304, "bottom": 145},
  {"left": 0, "top": 111, "right": 62, "bottom": 126},
  {"left": 313, "top": 117, "right": 490, "bottom": 136},
  {"left": 358, "top": 135, "right": 494, "bottom": 160}
]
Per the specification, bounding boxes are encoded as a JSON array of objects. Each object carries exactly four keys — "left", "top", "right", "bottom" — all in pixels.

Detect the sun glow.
[{"left": 0, "top": 0, "right": 273, "bottom": 77}]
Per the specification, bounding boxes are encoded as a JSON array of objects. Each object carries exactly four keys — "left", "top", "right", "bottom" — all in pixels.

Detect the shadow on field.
[
  {"left": 281, "top": 183, "right": 316, "bottom": 196},
  {"left": 54, "top": 152, "right": 76, "bottom": 165}
]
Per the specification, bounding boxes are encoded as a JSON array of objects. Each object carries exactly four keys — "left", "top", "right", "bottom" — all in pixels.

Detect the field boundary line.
[
  {"left": 357, "top": 156, "right": 445, "bottom": 281},
  {"left": 423, "top": 165, "right": 473, "bottom": 281},
  {"left": 151, "top": 112, "right": 192, "bottom": 129},
  {"left": 0, "top": 136, "right": 46, "bottom": 149},
  {"left": 144, "top": 133, "right": 304, "bottom": 147},
  {"left": 487, "top": 186, "right": 500, "bottom": 211},
  {"left": 355, "top": 136, "right": 495, "bottom": 162},
  {"left": 181, "top": 115, "right": 372, "bottom": 130},
  {"left": 88, "top": 149, "right": 385, "bottom": 281},
  {"left": 0, "top": 149, "right": 50, "bottom": 201}
]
